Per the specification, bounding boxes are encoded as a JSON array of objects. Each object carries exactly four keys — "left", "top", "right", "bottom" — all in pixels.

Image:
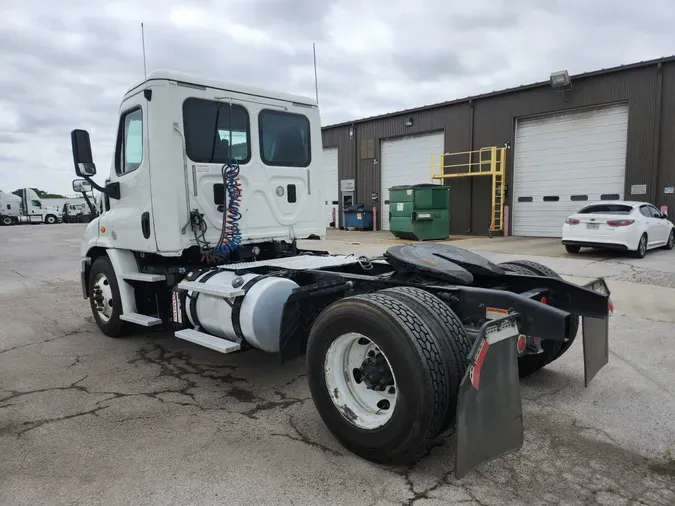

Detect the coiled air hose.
[{"left": 213, "top": 160, "right": 243, "bottom": 257}]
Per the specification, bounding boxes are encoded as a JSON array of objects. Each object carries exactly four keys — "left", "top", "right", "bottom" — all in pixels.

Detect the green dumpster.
[{"left": 388, "top": 184, "right": 451, "bottom": 241}]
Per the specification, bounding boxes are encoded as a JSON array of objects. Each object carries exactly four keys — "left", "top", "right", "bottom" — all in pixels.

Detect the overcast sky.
[{"left": 1, "top": 0, "right": 674, "bottom": 195}]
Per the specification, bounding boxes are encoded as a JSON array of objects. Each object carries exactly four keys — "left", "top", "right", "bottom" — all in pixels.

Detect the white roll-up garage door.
[
  {"left": 512, "top": 103, "right": 629, "bottom": 237},
  {"left": 380, "top": 132, "right": 444, "bottom": 231},
  {"left": 323, "top": 147, "right": 339, "bottom": 227}
]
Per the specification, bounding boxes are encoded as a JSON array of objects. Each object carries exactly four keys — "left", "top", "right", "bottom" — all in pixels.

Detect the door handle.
[{"left": 141, "top": 212, "right": 151, "bottom": 239}]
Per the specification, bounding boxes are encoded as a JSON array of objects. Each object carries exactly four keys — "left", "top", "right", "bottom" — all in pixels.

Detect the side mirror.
[
  {"left": 663, "top": 213, "right": 669, "bottom": 220},
  {"left": 71, "top": 129, "right": 96, "bottom": 177},
  {"left": 72, "top": 179, "right": 92, "bottom": 193}
]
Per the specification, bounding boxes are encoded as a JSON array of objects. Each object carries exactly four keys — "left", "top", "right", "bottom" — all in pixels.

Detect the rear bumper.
[{"left": 562, "top": 239, "right": 629, "bottom": 251}]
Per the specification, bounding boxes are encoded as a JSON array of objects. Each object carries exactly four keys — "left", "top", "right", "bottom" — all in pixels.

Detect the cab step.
[
  {"left": 121, "top": 273, "right": 166, "bottom": 282},
  {"left": 174, "top": 329, "right": 241, "bottom": 354},
  {"left": 120, "top": 312, "right": 163, "bottom": 326},
  {"left": 175, "top": 281, "right": 245, "bottom": 299}
]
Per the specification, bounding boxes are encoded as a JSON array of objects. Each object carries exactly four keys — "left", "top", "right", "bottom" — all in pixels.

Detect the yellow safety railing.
[{"left": 429, "top": 146, "right": 507, "bottom": 236}]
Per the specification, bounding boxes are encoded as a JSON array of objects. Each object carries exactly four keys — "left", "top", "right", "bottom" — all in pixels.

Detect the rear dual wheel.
[
  {"left": 306, "top": 288, "right": 470, "bottom": 464},
  {"left": 498, "top": 260, "right": 579, "bottom": 377}
]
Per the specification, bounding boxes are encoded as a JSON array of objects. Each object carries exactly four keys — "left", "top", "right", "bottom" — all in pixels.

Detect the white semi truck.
[
  {"left": 15, "top": 188, "right": 63, "bottom": 224},
  {"left": 0, "top": 190, "right": 23, "bottom": 225},
  {"left": 70, "top": 70, "right": 613, "bottom": 477}
]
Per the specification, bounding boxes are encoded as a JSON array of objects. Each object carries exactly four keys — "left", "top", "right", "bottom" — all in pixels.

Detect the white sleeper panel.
[
  {"left": 380, "top": 132, "right": 444, "bottom": 231},
  {"left": 323, "top": 148, "right": 339, "bottom": 227},
  {"left": 512, "top": 104, "right": 629, "bottom": 237}
]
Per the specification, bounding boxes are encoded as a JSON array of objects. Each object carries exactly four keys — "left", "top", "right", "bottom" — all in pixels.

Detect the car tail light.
[
  {"left": 565, "top": 217, "right": 580, "bottom": 225},
  {"left": 607, "top": 219, "right": 635, "bottom": 227}
]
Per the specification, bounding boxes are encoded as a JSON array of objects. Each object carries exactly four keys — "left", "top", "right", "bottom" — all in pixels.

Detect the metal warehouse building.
[{"left": 320, "top": 56, "right": 675, "bottom": 237}]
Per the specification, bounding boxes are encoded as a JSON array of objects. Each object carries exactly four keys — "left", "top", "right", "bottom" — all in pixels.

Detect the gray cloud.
[{"left": 1, "top": 0, "right": 674, "bottom": 194}]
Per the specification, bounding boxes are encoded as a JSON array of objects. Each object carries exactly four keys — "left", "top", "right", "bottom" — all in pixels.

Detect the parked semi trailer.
[{"left": 70, "top": 70, "right": 612, "bottom": 478}]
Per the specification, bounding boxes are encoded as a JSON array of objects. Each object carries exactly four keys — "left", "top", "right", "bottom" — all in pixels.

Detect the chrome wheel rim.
[
  {"left": 324, "top": 332, "right": 398, "bottom": 430},
  {"left": 92, "top": 273, "right": 114, "bottom": 322}
]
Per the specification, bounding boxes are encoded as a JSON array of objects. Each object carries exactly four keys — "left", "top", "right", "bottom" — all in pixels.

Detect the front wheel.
[
  {"left": 88, "top": 256, "right": 129, "bottom": 337},
  {"left": 663, "top": 230, "right": 674, "bottom": 250},
  {"left": 1, "top": 216, "right": 13, "bottom": 226},
  {"left": 306, "top": 293, "right": 455, "bottom": 465},
  {"left": 45, "top": 214, "right": 57, "bottom": 224},
  {"left": 632, "top": 234, "right": 647, "bottom": 258}
]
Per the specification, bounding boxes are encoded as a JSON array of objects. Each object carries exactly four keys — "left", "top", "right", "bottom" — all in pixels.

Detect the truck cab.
[
  {"left": 19, "top": 188, "right": 63, "bottom": 224},
  {"left": 0, "top": 191, "right": 22, "bottom": 225},
  {"left": 74, "top": 70, "right": 325, "bottom": 261}
]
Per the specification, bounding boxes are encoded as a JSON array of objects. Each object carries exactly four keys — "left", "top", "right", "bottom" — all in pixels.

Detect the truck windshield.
[{"left": 183, "top": 98, "right": 250, "bottom": 164}]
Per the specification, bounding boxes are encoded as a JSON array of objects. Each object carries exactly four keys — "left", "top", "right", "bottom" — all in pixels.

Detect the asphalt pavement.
[{"left": 1, "top": 224, "right": 673, "bottom": 505}]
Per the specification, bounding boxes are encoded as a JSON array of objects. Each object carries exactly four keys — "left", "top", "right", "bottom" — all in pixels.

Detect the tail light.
[
  {"left": 607, "top": 219, "right": 635, "bottom": 227},
  {"left": 565, "top": 217, "right": 580, "bottom": 225}
]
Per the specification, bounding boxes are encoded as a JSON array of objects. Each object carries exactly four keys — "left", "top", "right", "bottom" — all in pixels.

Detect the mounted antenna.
[
  {"left": 141, "top": 22, "right": 148, "bottom": 84},
  {"left": 313, "top": 42, "right": 319, "bottom": 105}
]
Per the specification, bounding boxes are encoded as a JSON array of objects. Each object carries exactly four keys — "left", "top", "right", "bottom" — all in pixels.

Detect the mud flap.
[
  {"left": 581, "top": 277, "right": 610, "bottom": 387},
  {"left": 455, "top": 315, "right": 523, "bottom": 479},
  {"left": 582, "top": 316, "right": 609, "bottom": 387}
]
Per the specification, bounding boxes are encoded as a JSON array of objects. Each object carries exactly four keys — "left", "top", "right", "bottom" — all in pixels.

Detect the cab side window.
[
  {"left": 115, "top": 107, "right": 144, "bottom": 175},
  {"left": 31, "top": 200, "right": 41, "bottom": 208}
]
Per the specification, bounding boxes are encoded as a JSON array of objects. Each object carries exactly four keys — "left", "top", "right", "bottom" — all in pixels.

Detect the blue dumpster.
[{"left": 344, "top": 205, "right": 373, "bottom": 230}]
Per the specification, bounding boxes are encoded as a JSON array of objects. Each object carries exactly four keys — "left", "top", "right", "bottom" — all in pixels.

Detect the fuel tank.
[{"left": 185, "top": 270, "right": 299, "bottom": 353}]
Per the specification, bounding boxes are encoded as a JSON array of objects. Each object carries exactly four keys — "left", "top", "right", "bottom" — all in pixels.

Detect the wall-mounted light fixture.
[
  {"left": 550, "top": 70, "right": 571, "bottom": 89},
  {"left": 404, "top": 117, "right": 414, "bottom": 127}
]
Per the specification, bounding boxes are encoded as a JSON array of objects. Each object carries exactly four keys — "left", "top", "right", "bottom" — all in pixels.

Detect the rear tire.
[
  {"left": 565, "top": 244, "right": 581, "bottom": 254},
  {"left": 380, "top": 286, "right": 471, "bottom": 435},
  {"left": 88, "top": 256, "right": 129, "bottom": 338},
  {"left": 633, "top": 234, "right": 647, "bottom": 258},
  {"left": 499, "top": 261, "right": 579, "bottom": 377},
  {"left": 306, "top": 293, "right": 452, "bottom": 464}
]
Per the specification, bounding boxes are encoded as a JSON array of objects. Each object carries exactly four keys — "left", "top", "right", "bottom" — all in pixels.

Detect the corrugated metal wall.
[
  {"left": 322, "top": 60, "right": 675, "bottom": 235},
  {"left": 658, "top": 63, "right": 675, "bottom": 215}
]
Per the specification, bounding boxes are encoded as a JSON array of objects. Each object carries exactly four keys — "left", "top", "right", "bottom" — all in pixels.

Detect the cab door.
[{"left": 98, "top": 92, "right": 157, "bottom": 252}]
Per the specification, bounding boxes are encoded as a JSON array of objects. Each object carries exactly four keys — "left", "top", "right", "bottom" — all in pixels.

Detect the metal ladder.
[{"left": 430, "top": 146, "right": 507, "bottom": 237}]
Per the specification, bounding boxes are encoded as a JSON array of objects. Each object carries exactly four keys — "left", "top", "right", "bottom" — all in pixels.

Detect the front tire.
[
  {"left": 1, "top": 216, "right": 13, "bottom": 226},
  {"left": 663, "top": 230, "right": 674, "bottom": 250},
  {"left": 306, "top": 293, "right": 453, "bottom": 465},
  {"left": 633, "top": 233, "right": 647, "bottom": 258},
  {"left": 88, "top": 256, "right": 129, "bottom": 337}
]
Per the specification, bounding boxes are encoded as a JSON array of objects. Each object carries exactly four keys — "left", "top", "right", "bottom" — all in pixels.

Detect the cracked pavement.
[{"left": 1, "top": 225, "right": 674, "bottom": 505}]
